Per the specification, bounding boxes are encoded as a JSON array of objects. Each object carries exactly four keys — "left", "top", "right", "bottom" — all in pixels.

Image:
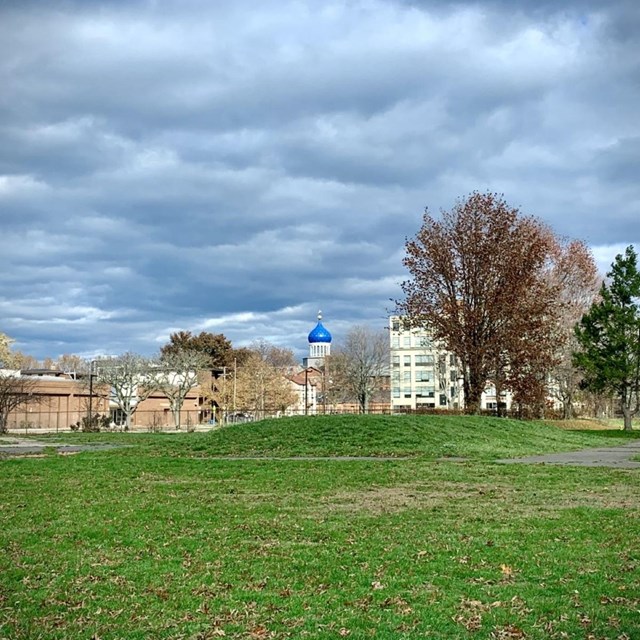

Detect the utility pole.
[
  {"left": 222, "top": 366, "right": 226, "bottom": 425},
  {"left": 233, "top": 357, "right": 237, "bottom": 414},
  {"left": 87, "top": 360, "right": 95, "bottom": 428},
  {"left": 322, "top": 361, "right": 328, "bottom": 414}
]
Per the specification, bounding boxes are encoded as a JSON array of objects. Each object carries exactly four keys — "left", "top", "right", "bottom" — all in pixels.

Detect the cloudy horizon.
[{"left": 1, "top": 0, "right": 638, "bottom": 361}]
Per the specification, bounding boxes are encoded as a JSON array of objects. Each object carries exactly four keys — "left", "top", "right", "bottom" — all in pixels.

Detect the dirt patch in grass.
[
  {"left": 547, "top": 485, "right": 640, "bottom": 510},
  {"left": 318, "top": 482, "right": 504, "bottom": 515},
  {"left": 548, "top": 419, "right": 620, "bottom": 431},
  {"left": 315, "top": 482, "right": 640, "bottom": 516}
]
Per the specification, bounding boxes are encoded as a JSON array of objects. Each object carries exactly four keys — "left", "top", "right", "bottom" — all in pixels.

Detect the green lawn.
[
  {"left": 28, "top": 413, "right": 640, "bottom": 459},
  {"left": 1, "top": 416, "right": 639, "bottom": 639}
]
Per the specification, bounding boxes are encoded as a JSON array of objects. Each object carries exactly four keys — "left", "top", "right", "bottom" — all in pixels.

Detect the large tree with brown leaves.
[{"left": 400, "top": 192, "right": 593, "bottom": 415}]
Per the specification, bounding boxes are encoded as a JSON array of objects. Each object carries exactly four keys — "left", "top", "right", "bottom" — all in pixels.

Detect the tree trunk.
[
  {"left": 622, "top": 405, "right": 633, "bottom": 431},
  {"left": 464, "top": 380, "right": 482, "bottom": 414},
  {"left": 359, "top": 392, "right": 367, "bottom": 414},
  {"left": 172, "top": 407, "right": 181, "bottom": 429},
  {"left": 562, "top": 388, "right": 573, "bottom": 420},
  {"left": 125, "top": 411, "right": 132, "bottom": 431},
  {"left": 465, "top": 362, "right": 484, "bottom": 414},
  {"left": 494, "top": 375, "right": 503, "bottom": 418}
]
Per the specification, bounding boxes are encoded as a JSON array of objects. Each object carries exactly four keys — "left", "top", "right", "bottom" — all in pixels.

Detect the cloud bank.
[{"left": 1, "top": 0, "right": 638, "bottom": 359}]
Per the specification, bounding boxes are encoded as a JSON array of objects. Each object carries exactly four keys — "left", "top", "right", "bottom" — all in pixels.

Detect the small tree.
[
  {"left": 232, "top": 352, "right": 297, "bottom": 419},
  {"left": 161, "top": 331, "right": 235, "bottom": 367},
  {"left": 0, "top": 333, "right": 17, "bottom": 368},
  {"left": 574, "top": 246, "right": 640, "bottom": 431},
  {"left": 331, "top": 325, "right": 389, "bottom": 414},
  {"left": 155, "top": 350, "right": 211, "bottom": 428},
  {"left": 94, "top": 353, "right": 159, "bottom": 431},
  {"left": 0, "top": 333, "right": 39, "bottom": 433},
  {"left": 249, "top": 339, "right": 297, "bottom": 372},
  {"left": 546, "top": 240, "right": 601, "bottom": 419},
  {"left": 0, "top": 373, "right": 39, "bottom": 433},
  {"left": 55, "top": 354, "right": 90, "bottom": 377}
]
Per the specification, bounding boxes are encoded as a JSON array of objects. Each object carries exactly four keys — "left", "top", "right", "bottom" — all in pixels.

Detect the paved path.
[
  {"left": 0, "top": 438, "right": 123, "bottom": 456},
  {"left": 498, "top": 439, "right": 640, "bottom": 469},
  {"left": 3, "top": 438, "right": 640, "bottom": 467},
  {"left": 200, "top": 455, "right": 412, "bottom": 462}
]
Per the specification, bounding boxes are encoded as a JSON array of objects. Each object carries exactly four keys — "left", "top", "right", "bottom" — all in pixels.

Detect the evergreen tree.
[{"left": 574, "top": 246, "right": 640, "bottom": 430}]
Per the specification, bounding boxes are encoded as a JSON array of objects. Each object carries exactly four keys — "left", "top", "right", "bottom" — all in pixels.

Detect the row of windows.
[
  {"left": 390, "top": 336, "right": 432, "bottom": 349},
  {"left": 392, "top": 389, "right": 453, "bottom": 406},
  {"left": 391, "top": 366, "right": 459, "bottom": 383},
  {"left": 391, "top": 354, "right": 457, "bottom": 366},
  {"left": 392, "top": 371, "right": 434, "bottom": 382},
  {"left": 392, "top": 386, "right": 459, "bottom": 399}
]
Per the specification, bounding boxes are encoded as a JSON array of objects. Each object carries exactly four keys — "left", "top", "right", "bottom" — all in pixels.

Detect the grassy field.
[{"left": 1, "top": 415, "right": 639, "bottom": 639}]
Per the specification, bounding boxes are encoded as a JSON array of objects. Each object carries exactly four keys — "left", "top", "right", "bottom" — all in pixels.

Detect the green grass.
[
  {"left": 27, "top": 413, "right": 640, "bottom": 460},
  {"left": 1, "top": 415, "right": 639, "bottom": 639}
]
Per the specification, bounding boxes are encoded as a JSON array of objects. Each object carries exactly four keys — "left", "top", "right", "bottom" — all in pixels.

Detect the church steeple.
[{"left": 305, "top": 310, "right": 331, "bottom": 367}]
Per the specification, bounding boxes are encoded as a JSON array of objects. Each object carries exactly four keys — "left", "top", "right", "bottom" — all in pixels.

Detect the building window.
[
  {"left": 392, "top": 387, "right": 400, "bottom": 398},
  {"left": 403, "top": 355, "right": 411, "bottom": 366},
  {"left": 415, "top": 354, "right": 434, "bottom": 365},
  {"left": 392, "top": 319, "right": 400, "bottom": 332},
  {"left": 391, "top": 337, "right": 400, "bottom": 349},
  {"left": 403, "top": 336, "right": 411, "bottom": 348},
  {"left": 415, "top": 369, "right": 432, "bottom": 382},
  {"left": 449, "top": 354, "right": 456, "bottom": 366},
  {"left": 415, "top": 385, "right": 435, "bottom": 398},
  {"left": 392, "top": 355, "right": 400, "bottom": 367},
  {"left": 403, "top": 371, "right": 411, "bottom": 382},
  {"left": 439, "top": 394, "right": 447, "bottom": 406},
  {"left": 403, "top": 386, "right": 412, "bottom": 398},
  {"left": 110, "top": 408, "right": 126, "bottom": 426}
]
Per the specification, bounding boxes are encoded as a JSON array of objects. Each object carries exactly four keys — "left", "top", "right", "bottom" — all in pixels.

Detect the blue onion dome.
[{"left": 308, "top": 311, "right": 332, "bottom": 343}]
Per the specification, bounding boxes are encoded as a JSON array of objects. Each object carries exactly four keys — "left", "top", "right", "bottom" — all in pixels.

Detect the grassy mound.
[{"left": 189, "top": 414, "right": 636, "bottom": 459}]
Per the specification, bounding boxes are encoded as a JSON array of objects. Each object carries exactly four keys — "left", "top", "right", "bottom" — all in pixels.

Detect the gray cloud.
[{"left": 1, "top": 0, "right": 638, "bottom": 360}]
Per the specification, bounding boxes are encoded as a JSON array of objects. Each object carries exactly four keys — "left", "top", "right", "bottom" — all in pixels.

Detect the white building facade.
[{"left": 389, "top": 316, "right": 512, "bottom": 412}]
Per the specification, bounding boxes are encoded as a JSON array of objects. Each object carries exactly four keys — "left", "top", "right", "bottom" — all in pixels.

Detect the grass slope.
[
  {"left": 30, "top": 414, "right": 640, "bottom": 460},
  {"left": 178, "top": 414, "right": 639, "bottom": 459},
  {"left": 1, "top": 416, "right": 639, "bottom": 639}
]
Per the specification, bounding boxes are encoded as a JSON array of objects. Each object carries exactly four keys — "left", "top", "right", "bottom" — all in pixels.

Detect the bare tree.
[
  {"left": 94, "top": 353, "right": 159, "bottom": 430},
  {"left": 155, "top": 350, "right": 211, "bottom": 428},
  {"left": 331, "top": 325, "right": 389, "bottom": 413},
  {"left": 13, "top": 353, "right": 40, "bottom": 370},
  {"left": 0, "top": 372, "right": 39, "bottom": 433},
  {"left": 55, "top": 354, "right": 90, "bottom": 377},
  {"left": 249, "top": 339, "right": 297, "bottom": 372},
  {"left": 0, "top": 333, "right": 39, "bottom": 433},
  {"left": 400, "top": 192, "right": 568, "bottom": 415},
  {"left": 548, "top": 240, "right": 601, "bottom": 419}
]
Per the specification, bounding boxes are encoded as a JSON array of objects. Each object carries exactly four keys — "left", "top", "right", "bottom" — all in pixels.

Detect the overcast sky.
[{"left": 1, "top": 0, "right": 638, "bottom": 361}]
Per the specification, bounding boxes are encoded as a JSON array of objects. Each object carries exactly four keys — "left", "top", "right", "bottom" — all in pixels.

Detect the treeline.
[{"left": 399, "top": 191, "right": 640, "bottom": 428}]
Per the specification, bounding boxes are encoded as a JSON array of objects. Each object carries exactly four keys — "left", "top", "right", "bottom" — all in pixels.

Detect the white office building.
[{"left": 389, "top": 316, "right": 511, "bottom": 412}]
